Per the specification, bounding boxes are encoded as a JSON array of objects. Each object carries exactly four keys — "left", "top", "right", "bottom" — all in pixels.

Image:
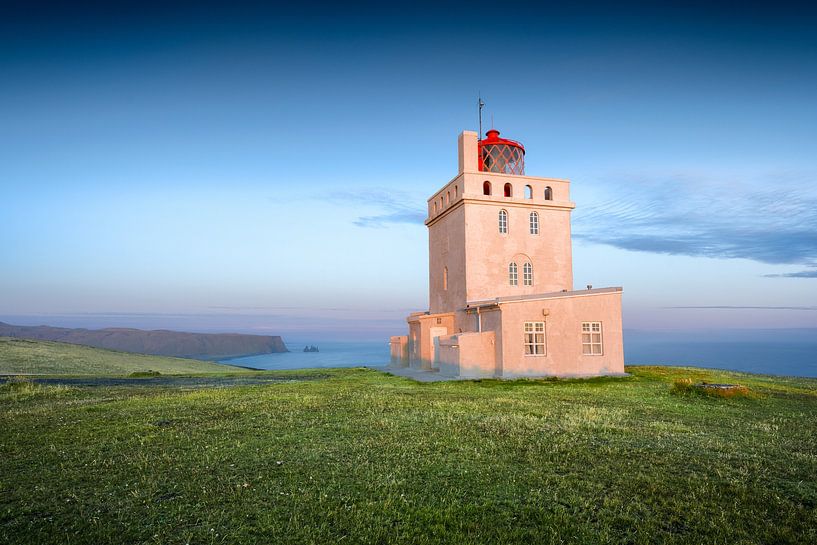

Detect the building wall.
[
  {"left": 497, "top": 291, "right": 625, "bottom": 377},
  {"left": 426, "top": 173, "right": 572, "bottom": 222},
  {"left": 459, "top": 172, "right": 572, "bottom": 204},
  {"left": 428, "top": 203, "right": 467, "bottom": 314},
  {"left": 471, "top": 307, "right": 503, "bottom": 374},
  {"left": 463, "top": 198, "right": 574, "bottom": 301},
  {"left": 426, "top": 191, "right": 575, "bottom": 313},
  {"left": 438, "top": 331, "right": 496, "bottom": 378}
]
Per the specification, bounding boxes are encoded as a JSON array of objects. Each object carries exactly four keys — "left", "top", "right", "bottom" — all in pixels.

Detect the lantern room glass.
[{"left": 480, "top": 143, "right": 525, "bottom": 175}]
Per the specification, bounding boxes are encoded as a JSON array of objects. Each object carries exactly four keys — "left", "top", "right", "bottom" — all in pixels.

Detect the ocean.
[
  {"left": 631, "top": 343, "right": 815, "bottom": 377},
  {"left": 223, "top": 340, "right": 392, "bottom": 371},
  {"left": 222, "top": 331, "right": 817, "bottom": 378}
]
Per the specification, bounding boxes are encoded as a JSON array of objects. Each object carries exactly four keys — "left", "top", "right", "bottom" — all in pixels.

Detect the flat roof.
[{"left": 465, "top": 287, "right": 622, "bottom": 310}]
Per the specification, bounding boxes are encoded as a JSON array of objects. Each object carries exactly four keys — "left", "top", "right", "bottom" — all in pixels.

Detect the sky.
[{"left": 1, "top": 1, "right": 816, "bottom": 340}]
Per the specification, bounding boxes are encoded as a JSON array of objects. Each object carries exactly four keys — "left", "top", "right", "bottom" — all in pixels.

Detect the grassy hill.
[
  {"left": 0, "top": 337, "right": 249, "bottom": 375},
  {"left": 0, "top": 322, "right": 288, "bottom": 360},
  {"left": 1, "top": 355, "right": 816, "bottom": 543}
]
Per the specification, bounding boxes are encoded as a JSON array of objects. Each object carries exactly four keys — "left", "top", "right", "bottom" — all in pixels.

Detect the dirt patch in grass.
[{"left": 670, "top": 377, "right": 755, "bottom": 398}]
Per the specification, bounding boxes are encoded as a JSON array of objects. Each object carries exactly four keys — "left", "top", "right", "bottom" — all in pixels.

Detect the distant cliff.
[{"left": 0, "top": 322, "right": 288, "bottom": 360}]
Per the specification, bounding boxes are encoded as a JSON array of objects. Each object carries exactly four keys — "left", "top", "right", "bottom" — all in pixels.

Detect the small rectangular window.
[
  {"left": 581, "top": 322, "right": 603, "bottom": 355},
  {"left": 524, "top": 321, "right": 546, "bottom": 355},
  {"left": 529, "top": 212, "right": 539, "bottom": 235}
]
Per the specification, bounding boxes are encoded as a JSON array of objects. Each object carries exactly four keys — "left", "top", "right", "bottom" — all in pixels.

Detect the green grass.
[
  {"left": 0, "top": 337, "right": 248, "bottom": 375},
  {"left": 1, "top": 364, "right": 816, "bottom": 544},
  {"left": 0, "top": 378, "right": 77, "bottom": 401}
]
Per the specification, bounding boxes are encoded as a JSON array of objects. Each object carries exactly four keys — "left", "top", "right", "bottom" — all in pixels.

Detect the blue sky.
[{"left": 2, "top": 1, "right": 816, "bottom": 339}]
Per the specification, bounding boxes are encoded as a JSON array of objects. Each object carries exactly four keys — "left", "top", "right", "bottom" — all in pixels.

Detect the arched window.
[
  {"left": 498, "top": 209, "right": 508, "bottom": 234},
  {"left": 443, "top": 267, "right": 448, "bottom": 291},
  {"left": 440, "top": 197, "right": 444, "bottom": 209},
  {"left": 446, "top": 191, "right": 450, "bottom": 205},
  {"left": 529, "top": 212, "right": 539, "bottom": 235},
  {"left": 523, "top": 262, "right": 533, "bottom": 286},
  {"left": 454, "top": 185, "right": 458, "bottom": 197},
  {"left": 544, "top": 186, "right": 553, "bottom": 200},
  {"left": 524, "top": 185, "right": 533, "bottom": 199},
  {"left": 504, "top": 183, "right": 512, "bottom": 197},
  {"left": 483, "top": 181, "right": 492, "bottom": 195},
  {"left": 433, "top": 202, "right": 437, "bottom": 214},
  {"left": 509, "top": 262, "right": 518, "bottom": 286}
]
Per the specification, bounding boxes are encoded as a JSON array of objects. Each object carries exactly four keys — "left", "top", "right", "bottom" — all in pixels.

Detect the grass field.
[
  {"left": 0, "top": 337, "right": 248, "bottom": 375},
  {"left": 2, "top": 363, "right": 816, "bottom": 544}
]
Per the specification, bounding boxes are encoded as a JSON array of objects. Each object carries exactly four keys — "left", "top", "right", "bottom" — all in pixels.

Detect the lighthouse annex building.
[{"left": 389, "top": 129, "right": 625, "bottom": 378}]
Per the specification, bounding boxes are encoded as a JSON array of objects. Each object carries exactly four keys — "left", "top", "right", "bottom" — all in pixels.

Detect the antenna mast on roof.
[{"left": 478, "top": 95, "right": 485, "bottom": 139}]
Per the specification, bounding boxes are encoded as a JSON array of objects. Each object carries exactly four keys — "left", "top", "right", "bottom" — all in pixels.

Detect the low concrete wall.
[
  {"left": 438, "top": 331, "right": 496, "bottom": 378},
  {"left": 437, "top": 336, "right": 459, "bottom": 377},
  {"left": 457, "top": 331, "right": 496, "bottom": 378},
  {"left": 389, "top": 336, "right": 409, "bottom": 367}
]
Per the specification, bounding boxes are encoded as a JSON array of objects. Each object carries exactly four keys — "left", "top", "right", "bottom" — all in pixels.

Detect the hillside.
[
  {"left": 0, "top": 337, "right": 250, "bottom": 375},
  {"left": 1, "top": 361, "right": 816, "bottom": 544},
  {"left": 0, "top": 322, "right": 288, "bottom": 360}
]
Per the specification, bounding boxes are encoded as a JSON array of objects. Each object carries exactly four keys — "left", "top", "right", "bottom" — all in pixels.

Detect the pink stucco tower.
[{"left": 390, "top": 129, "right": 625, "bottom": 378}]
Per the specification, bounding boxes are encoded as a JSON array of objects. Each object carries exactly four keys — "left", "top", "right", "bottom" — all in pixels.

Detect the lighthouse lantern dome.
[{"left": 478, "top": 129, "right": 525, "bottom": 175}]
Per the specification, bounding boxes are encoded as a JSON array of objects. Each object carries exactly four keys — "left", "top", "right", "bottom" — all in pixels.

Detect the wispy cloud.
[
  {"left": 572, "top": 172, "right": 817, "bottom": 277},
  {"left": 328, "top": 190, "right": 426, "bottom": 228},
  {"left": 353, "top": 210, "right": 426, "bottom": 228},
  {"left": 327, "top": 174, "right": 817, "bottom": 277},
  {"left": 206, "top": 305, "right": 419, "bottom": 313},
  {"left": 763, "top": 267, "right": 817, "bottom": 278}
]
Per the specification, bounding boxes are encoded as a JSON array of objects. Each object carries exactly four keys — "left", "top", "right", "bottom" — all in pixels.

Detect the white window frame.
[
  {"left": 581, "top": 322, "right": 603, "bottom": 355},
  {"left": 523, "top": 262, "right": 533, "bottom": 286},
  {"left": 498, "top": 209, "right": 508, "bottom": 234},
  {"left": 529, "top": 211, "right": 539, "bottom": 235},
  {"left": 509, "top": 262, "right": 518, "bottom": 286},
  {"left": 524, "top": 322, "right": 546, "bottom": 356}
]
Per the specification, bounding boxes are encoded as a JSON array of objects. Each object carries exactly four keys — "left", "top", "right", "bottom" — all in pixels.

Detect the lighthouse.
[{"left": 390, "top": 128, "right": 625, "bottom": 378}]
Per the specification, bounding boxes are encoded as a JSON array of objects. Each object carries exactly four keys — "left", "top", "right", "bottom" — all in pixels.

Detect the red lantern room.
[{"left": 478, "top": 129, "right": 525, "bottom": 175}]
